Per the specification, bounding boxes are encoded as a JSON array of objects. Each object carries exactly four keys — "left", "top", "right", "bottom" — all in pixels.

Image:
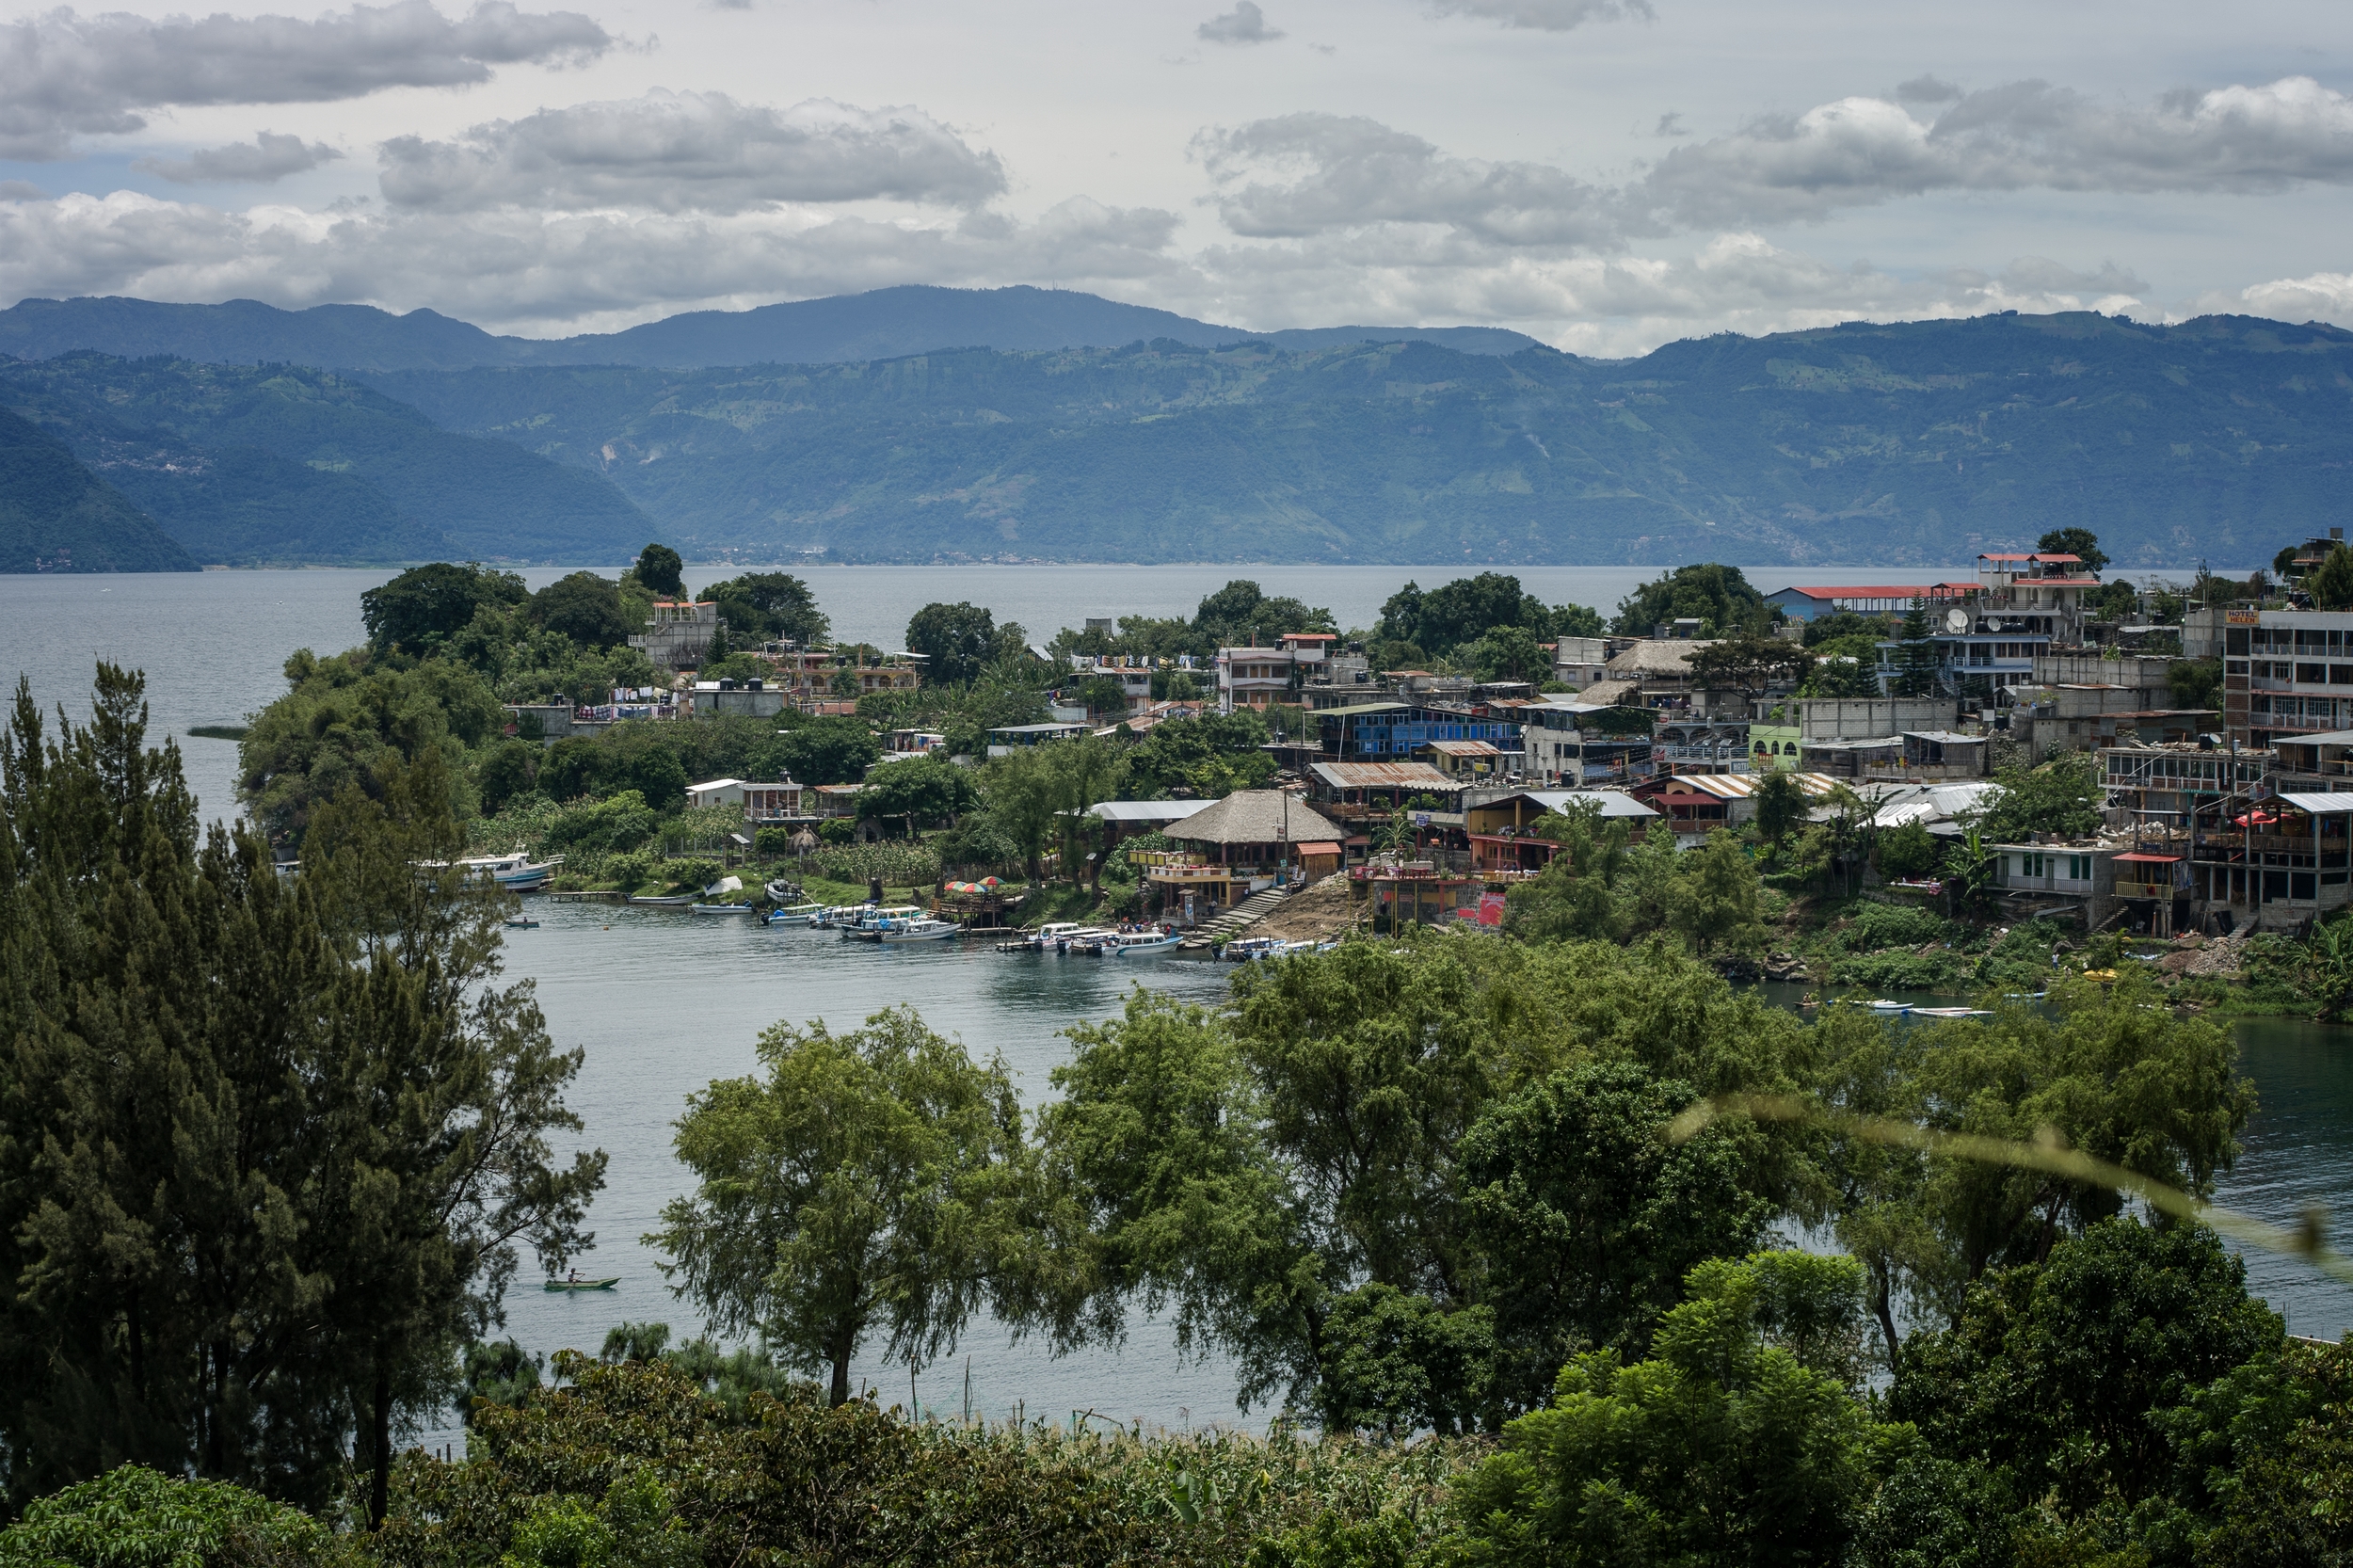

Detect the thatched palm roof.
[{"left": 1164, "top": 790, "right": 1344, "bottom": 847}]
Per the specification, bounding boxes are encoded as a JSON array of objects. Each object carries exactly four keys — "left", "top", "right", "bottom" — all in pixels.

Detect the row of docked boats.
[
  {"left": 993, "top": 921, "right": 1183, "bottom": 956},
  {"left": 760, "top": 902, "right": 961, "bottom": 942},
  {"left": 1219, "top": 935, "right": 1341, "bottom": 962}
]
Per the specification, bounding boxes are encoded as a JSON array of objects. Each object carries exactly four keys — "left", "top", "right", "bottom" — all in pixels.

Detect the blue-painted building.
[{"left": 1315, "top": 701, "right": 1522, "bottom": 761}]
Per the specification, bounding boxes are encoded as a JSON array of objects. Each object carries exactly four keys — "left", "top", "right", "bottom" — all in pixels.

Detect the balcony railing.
[{"left": 2113, "top": 879, "right": 2181, "bottom": 901}]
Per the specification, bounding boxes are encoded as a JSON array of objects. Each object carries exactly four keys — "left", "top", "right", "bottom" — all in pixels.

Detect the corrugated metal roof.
[
  {"left": 1309, "top": 760, "right": 1462, "bottom": 789},
  {"left": 2278, "top": 792, "right": 2353, "bottom": 814},
  {"left": 1090, "top": 799, "right": 1215, "bottom": 824},
  {"left": 1673, "top": 771, "right": 1840, "bottom": 800},
  {"left": 1423, "top": 739, "right": 1501, "bottom": 756},
  {"left": 1317, "top": 701, "right": 1411, "bottom": 717}
]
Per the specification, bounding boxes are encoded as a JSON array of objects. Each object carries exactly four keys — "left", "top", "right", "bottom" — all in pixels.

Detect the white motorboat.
[
  {"left": 879, "top": 918, "right": 961, "bottom": 943},
  {"left": 842, "top": 905, "right": 925, "bottom": 941},
  {"left": 763, "top": 903, "right": 826, "bottom": 926},
  {"left": 813, "top": 903, "right": 874, "bottom": 929},
  {"left": 456, "top": 850, "right": 564, "bottom": 893},
  {"left": 690, "top": 902, "right": 755, "bottom": 914},
  {"left": 1103, "top": 929, "right": 1182, "bottom": 956},
  {"left": 1221, "top": 936, "right": 1285, "bottom": 962},
  {"left": 1054, "top": 926, "right": 1119, "bottom": 954}
]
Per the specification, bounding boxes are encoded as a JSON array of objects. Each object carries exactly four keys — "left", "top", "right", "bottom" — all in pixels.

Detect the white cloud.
[
  {"left": 1169, "top": 232, "right": 2150, "bottom": 358},
  {"left": 1198, "top": 2, "right": 1282, "bottom": 44},
  {"left": 0, "top": 1, "right": 613, "bottom": 161},
  {"left": 2231, "top": 271, "right": 2353, "bottom": 328},
  {"left": 0, "top": 187, "right": 1179, "bottom": 336},
  {"left": 1192, "top": 79, "right": 2353, "bottom": 259},
  {"left": 1195, "top": 113, "right": 1622, "bottom": 247},
  {"left": 1425, "top": 0, "right": 1651, "bottom": 31},
  {"left": 135, "top": 132, "right": 344, "bottom": 184},
  {"left": 377, "top": 90, "right": 1006, "bottom": 214},
  {"left": 1642, "top": 75, "right": 2353, "bottom": 228}
]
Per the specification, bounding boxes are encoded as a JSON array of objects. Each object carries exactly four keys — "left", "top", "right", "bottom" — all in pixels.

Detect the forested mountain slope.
[
  {"left": 365, "top": 312, "right": 2353, "bottom": 568},
  {"left": 0, "top": 406, "right": 194, "bottom": 572},
  {"left": 0, "top": 354, "right": 656, "bottom": 565},
  {"left": 0, "top": 287, "right": 1543, "bottom": 373}
]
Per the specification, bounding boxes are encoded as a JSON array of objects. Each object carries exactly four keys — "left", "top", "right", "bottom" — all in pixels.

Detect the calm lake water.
[{"left": 0, "top": 564, "right": 2328, "bottom": 1452}]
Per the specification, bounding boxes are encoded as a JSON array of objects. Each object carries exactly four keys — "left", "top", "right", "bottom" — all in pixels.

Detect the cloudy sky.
[{"left": 0, "top": 0, "right": 2345, "bottom": 354}]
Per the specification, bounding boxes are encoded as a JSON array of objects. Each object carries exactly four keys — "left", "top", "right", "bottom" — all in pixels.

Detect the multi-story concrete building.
[
  {"left": 1871, "top": 552, "right": 2102, "bottom": 696},
  {"left": 631, "top": 600, "right": 720, "bottom": 667},
  {"left": 2221, "top": 609, "right": 2353, "bottom": 746},
  {"left": 1518, "top": 698, "right": 1657, "bottom": 787}
]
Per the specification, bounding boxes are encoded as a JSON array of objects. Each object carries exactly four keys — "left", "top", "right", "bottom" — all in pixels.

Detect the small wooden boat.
[
  {"left": 625, "top": 893, "right": 696, "bottom": 907},
  {"left": 543, "top": 1276, "right": 619, "bottom": 1291},
  {"left": 504, "top": 917, "right": 539, "bottom": 929}
]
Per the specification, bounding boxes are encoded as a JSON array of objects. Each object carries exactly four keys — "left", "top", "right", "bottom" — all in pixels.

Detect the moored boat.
[
  {"left": 690, "top": 902, "right": 755, "bottom": 914},
  {"left": 1104, "top": 929, "right": 1182, "bottom": 956},
  {"left": 842, "top": 904, "right": 925, "bottom": 940},
  {"left": 879, "top": 918, "right": 961, "bottom": 943},
  {"left": 763, "top": 903, "right": 826, "bottom": 926},
  {"left": 625, "top": 892, "right": 696, "bottom": 907},
  {"left": 456, "top": 850, "right": 565, "bottom": 893}
]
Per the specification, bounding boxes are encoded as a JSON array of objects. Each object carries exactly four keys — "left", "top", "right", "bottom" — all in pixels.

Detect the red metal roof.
[{"left": 2114, "top": 852, "right": 2183, "bottom": 863}]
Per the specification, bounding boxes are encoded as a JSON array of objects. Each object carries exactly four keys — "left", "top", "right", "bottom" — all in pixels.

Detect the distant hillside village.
[{"left": 236, "top": 528, "right": 2353, "bottom": 961}]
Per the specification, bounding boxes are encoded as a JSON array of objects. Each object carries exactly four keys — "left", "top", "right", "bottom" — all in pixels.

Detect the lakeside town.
[{"left": 295, "top": 530, "right": 2353, "bottom": 1009}]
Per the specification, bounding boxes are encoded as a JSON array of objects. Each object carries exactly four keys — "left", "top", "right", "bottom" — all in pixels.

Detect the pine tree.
[
  {"left": 1893, "top": 597, "right": 1940, "bottom": 697},
  {"left": 0, "top": 665, "right": 604, "bottom": 1518}
]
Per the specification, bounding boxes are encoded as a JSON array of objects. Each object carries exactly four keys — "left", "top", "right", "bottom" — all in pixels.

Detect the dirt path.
[{"left": 1249, "top": 873, "right": 1360, "bottom": 944}]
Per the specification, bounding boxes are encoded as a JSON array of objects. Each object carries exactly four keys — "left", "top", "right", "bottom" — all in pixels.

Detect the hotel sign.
[{"left": 2227, "top": 609, "right": 2261, "bottom": 625}]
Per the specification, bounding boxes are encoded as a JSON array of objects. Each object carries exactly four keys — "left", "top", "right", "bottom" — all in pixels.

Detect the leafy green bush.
[
  {"left": 544, "top": 791, "right": 661, "bottom": 855},
  {"left": 0, "top": 1465, "right": 325, "bottom": 1568},
  {"left": 817, "top": 818, "right": 858, "bottom": 846},
  {"left": 362, "top": 1354, "right": 1476, "bottom": 1568},
  {"left": 1829, "top": 950, "right": 1975, "bottom": 992},
  {"left": 1825, "top": 902, "right": 1957, "bottom": 953}
]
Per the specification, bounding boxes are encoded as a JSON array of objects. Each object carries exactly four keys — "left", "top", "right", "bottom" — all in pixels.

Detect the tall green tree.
[
  {"left": 0, "top": 669, "right": 602, "bottom": 1520},
  {"left": 1611, "top": 564, "right": 1769, "bottom": 637},
  {"left": 632, "top": 542, "right": 684, "bottom": 598},
  {"left": 904, "top": 601, "right": 1003, "bottom": 686},
  {"left": 1672, "top": 827, "right": 1767, "bottom": 956},
  {"left": 1888, "top": 1217, "right": 2280, "bottom": 1533},
  {"left": 1687, "top": 632, "right": 1816, "bottom": 702},
  {"left": 360, "top": 563, "right": 528, "bottom": 654},
  {"left": 2037, "top": 527, "right": 2109, "bottom": 575},
  {"left": 651, "top": 1007, "right": 1042, "bottom": 1406},
  {"left": 1891, "top": 597, "right": 1939, "bottom": 697},
  {"left": 1753, "top": 767, "right": 1806, "bottom": 846},
  {"left": 1977, "top": 750, "right": 2104, "bottom": 841},
  {"left": 1447, "top": 1251, "right": 1901, "bottom": 1568},
  {"left": 1461, "top": 1060, "right": 1775, "bottom": 1410},
  {"left": 527, "top": 572, "right": 635, "bottom": 649},
  {"left": 705, "top": 572, "right": 829, "bottom": 648}
]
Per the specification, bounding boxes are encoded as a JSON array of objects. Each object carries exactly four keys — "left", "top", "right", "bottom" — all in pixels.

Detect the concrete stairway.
[{"left": 1179, "top": 885, "right": 1292, "bottom": 951}]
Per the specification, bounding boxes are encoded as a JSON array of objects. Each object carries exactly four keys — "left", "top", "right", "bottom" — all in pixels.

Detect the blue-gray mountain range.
[{"left": 0, "top": 285, "right": 2346, "bottom": 568}]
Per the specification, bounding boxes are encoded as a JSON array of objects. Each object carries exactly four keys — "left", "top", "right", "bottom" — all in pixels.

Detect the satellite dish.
[{"left": 1945, "top": 608, "right": 1971, "bottom": 634}]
